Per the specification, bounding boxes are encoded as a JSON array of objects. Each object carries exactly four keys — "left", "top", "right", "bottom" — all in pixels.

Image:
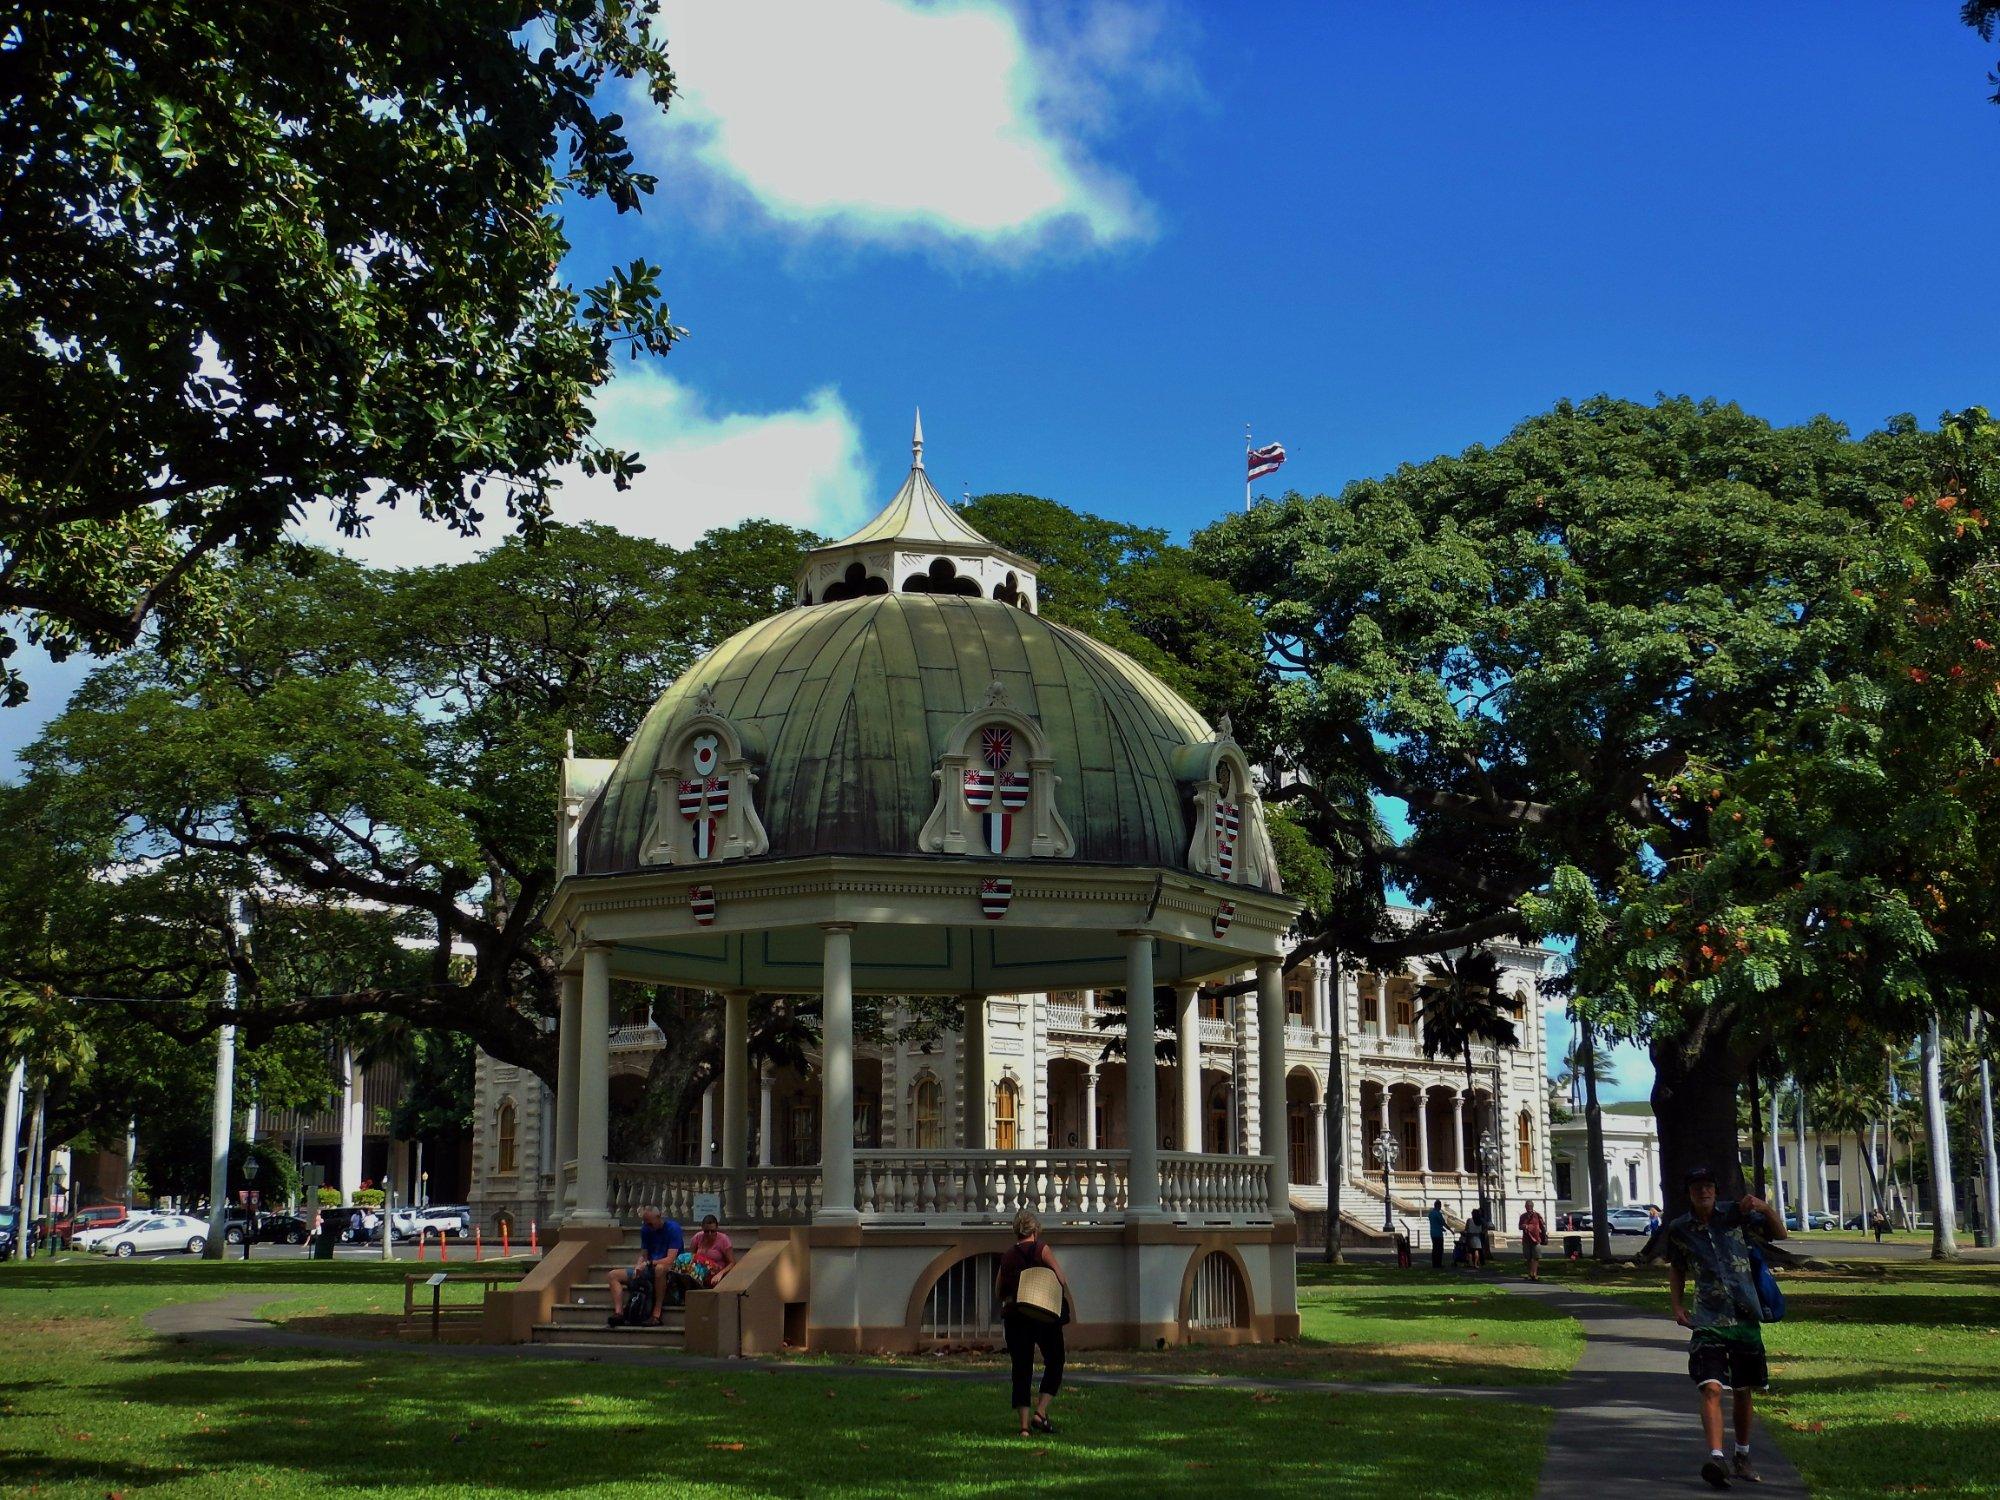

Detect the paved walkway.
[
  {"left": 151, "top": 1281, "right": 1813, "bottom": 1495},
  {"left": 1497, "top": 1277, "right": 1807, "bottom": 1498}
]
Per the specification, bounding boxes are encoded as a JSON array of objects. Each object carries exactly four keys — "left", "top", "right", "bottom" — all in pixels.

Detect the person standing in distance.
[
  {"left": 1517, "top": 1199, "right": 1548, "bottom": 1282},
  {"left": 1427, "top": 1199, "right": 1447, "bottom": 1270},
  {"left": 1668, "top": 1165, "right": 1786, "bottom": 1488},
  {"left": 994, "top": 1208, "right": 1071, "bottom": 1438}
]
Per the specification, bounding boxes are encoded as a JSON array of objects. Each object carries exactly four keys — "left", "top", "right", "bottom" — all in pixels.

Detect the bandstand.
[{"left": 488, "top": 418, "right": 1304, "bottom": 1353}]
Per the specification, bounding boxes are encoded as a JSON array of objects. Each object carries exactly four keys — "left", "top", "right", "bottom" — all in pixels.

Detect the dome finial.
[{"left": 912, "top": 407, "right": 925, "bottom": 470}]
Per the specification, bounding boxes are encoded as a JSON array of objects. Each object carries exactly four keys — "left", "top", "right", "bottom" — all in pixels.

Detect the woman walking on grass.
[{"left": 995, "top": 1208, "right": 1071, "bottom": 1437}]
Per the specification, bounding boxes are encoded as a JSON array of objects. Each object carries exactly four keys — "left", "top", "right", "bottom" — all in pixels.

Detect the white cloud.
[
  {"left": 293, "top": 370, "right": 873, "bottom": 567},
  {"left": 647, "top": 0, "right": 1186, "bottom": 253}
]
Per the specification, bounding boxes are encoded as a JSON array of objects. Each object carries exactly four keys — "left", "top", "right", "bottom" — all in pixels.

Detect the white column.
[
  {"left": 818, "top": 925, "right": 858, "bottom": 1221},
  {"left": 1084, "top": 1065, "right": 1099, "bottom": 1150},
  {"left": 1315, "top": 961, "right": 1331, "bottom": 1034},
  {"left": 723, "top": 990, "right": 750, "bottom": 1217},
  {"left": 201, "top": 1021, "right": 236, "bottom": 1259},
  {"left": 1418, "top": 1091, "right": 1432, "bottom": 1173},
  {"left": 1123, "top": 933, "right": 1161, "bottom": 1217},
  {"left": 699, "top": 1086, "right": 717, "bottom": 1167},
  {"left": 1176, "top": 984, "right": 1201, "bottom": 1152},
  {"left": 570, "top": 943, "right": 613, "bottom": 1223},
  {"left": 1258, "top": 959, "right": 1291, "bottom": 1218},
  {"left": 553, "top": 971, "right": 581, "bottom": 1219},
  {"left": 338, "top": 1043, "right": 363, "bottom": 1206},
  {"left": 1451, "top": 1092, "right": 1466, "bottom": 1174},
  {"left": 758, "top": 1064, "right": 775, "bottom": 1167},
  {"left": 1374, "top": 972, "right": 1389, "bottom": 1033},
  {"left": 0, "top": 1057, "right": 23, "bottom": 1206},
  {"left": 1311, "top": 1102, "right": 1329, "bottom": 1187},
  {"left": 962, "top": 994, "right": 988, "bottom": 1150}
]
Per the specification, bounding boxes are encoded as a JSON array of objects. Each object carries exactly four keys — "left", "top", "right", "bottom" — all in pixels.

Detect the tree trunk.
[
  {"left": 1858, "top": 1129, "right": 1883, "bottom": 1223},
  {"left": 1749, "top": 1062, "right": 1766, "bottom": 1198},
  {"left": 1651, "top": 1007, "right": 1750, "bottom": 1217},
  {"left": 1921, "top": 1016, "right": 1960, "bottom": 1260},
  {"left": 1770, "top": 1085, "right": 1787, "bottom": 1221},
  {"left": 1325, "top": 1026, "right": 1344, "bottom": 1264},
  {"left": 1794, "top": 1084, "right": 1811, "bottom": 1234},
  {"left": 1580, "top": 1018, "right": 1612, "bottom": 1261},
  {"left": 1981, "top": 1044, "right": 1999, "bottom": 1249}
]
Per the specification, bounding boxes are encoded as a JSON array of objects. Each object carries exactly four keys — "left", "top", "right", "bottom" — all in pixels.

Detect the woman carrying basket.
[{"left": 995, "top": 1208, "right": 1071, "bottom": 1438}]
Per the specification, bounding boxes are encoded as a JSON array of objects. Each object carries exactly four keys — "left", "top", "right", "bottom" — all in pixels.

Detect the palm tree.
[{"left": 1417, "top": 949, "right": 1520, "bottom": 1222}]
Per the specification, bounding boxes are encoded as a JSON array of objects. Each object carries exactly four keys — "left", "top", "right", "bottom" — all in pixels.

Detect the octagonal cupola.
[{"left": 796, "top": 411, "right": 1039, "bottom": 612}]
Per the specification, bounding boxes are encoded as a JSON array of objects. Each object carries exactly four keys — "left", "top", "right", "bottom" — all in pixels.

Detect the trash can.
[
  {"left": 312, "top": 1219, "right": 338, "bottom": 1260},
  {"left": 1564, "top": 1234, "right": 1583, "bottom": 1260},
  {"left": 1394, "top": 1231, "right": 1411, "bottom": 1268}
]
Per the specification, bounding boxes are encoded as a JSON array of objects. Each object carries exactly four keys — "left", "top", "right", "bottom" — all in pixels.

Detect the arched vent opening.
[
  {"left": 920, "top": 1252, "right": 1003, "bottom": 1344},
  {"left": 1186, "top": 1251, "right": 1247, "bottom": 1333},
  {"left": 903, "top": 557, "right": 982, "bottom": 597},
  {"left": 824, "top": 561, "right": 888, "bottom": 602}
]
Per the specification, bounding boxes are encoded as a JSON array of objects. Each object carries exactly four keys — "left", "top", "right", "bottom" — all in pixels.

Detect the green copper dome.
[{"left": 577, "top": 592, "right": 1214, "bottom": 874}]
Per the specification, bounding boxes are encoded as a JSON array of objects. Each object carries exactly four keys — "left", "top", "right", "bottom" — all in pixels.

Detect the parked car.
[
  {"left": 0, "top": 1205, "right": 17, "bottom": 1260},
  {"left": 256, "top": 1212, "right": 311, "bottom": 1245},
  {"left": 96, "top": 1213, "right": 209, "bottom": 1257},
  {"left": 1604, "top": 1207, "right": 1655, "bottom": 1235},
  {"left": 1784, "top": 1210, "right": 1839, "bottom": 1231},
  {"left": 74, "top": 1217, "right": 139, "bottom": 1251},
  {"left": 1557, "top": 1210, "right": 1594, "bottom": 1231},
  {"left": 221, "top": 1206, "right": 263, "bottom": 1245},
  {"left": 51, "top": 1203, "right": 129, "bottom": 1249},
  {"left": 412, "top": 1205, "right": 472, "bottom": 1240}
]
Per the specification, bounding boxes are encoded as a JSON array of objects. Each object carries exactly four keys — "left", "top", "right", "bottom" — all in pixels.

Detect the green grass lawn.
[
  {"left": 0, "top": 1258, "right": 1551, "bottom": 1498},
  {"left": 1543, "top": 1257, "right": 2000, "bottom": 1499}
]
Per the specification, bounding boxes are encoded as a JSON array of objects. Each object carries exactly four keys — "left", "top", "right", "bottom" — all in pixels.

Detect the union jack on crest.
[{"left": 980, "top": 725, "right": 1014, "bottom": 770}]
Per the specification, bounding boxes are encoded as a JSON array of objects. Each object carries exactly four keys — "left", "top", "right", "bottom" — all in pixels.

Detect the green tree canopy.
[{"left": 0, "top": 0, "right": 682, "bottom": 703}]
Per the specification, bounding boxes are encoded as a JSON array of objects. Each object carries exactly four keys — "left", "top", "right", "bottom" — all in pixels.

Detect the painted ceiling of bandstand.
[{"left": 577, "top": 591, "right": 1217, "bottom": 875}]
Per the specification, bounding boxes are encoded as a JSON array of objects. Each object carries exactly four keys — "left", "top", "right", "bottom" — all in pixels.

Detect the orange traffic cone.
[
  {"left": 439, "top": 1231, "right": 449, "bottom": 1263},
  {"left": 416, "top": 1229, "right": 427, "bottom": 1262},
  {"left": 475, "top": 1227, "right": 484, "bottom": 1261},
  {"left": 529, "top": 1221, "right": 539, "bottom": 1257},
  {"left": 501, "top": 1223, "right": 511, "bottom": 1259}
]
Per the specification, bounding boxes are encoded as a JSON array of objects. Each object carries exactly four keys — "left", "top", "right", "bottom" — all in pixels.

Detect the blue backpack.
[{"left": 1747, "top": 1243, "right": 1786, "bottom": 1323}]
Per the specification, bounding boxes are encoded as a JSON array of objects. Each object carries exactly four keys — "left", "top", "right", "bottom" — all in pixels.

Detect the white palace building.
[{"left": 471, "top": 422, "right": 1553, "bottom": 1353}]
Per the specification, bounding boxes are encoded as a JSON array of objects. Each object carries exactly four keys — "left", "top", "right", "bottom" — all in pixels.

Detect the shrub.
[
  {"left": 352, "top": 1188, "right": 385, "bottom": 1209},
  {"left": 317, "top": 1187, "right": 342, "bottom": 1209}
]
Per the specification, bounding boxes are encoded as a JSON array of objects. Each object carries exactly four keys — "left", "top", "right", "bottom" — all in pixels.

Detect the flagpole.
[{"left": 1244, "top": 424, "right": 1252, "bottom": 513}]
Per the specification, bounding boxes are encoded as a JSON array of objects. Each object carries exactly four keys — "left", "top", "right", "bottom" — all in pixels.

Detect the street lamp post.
[
  {"left": 1478, "top": 1130, "right": 1500, "bottom": 1258},
  {"left": 1373, "top": 1128, "right": 1400, "bottom": 1231}
]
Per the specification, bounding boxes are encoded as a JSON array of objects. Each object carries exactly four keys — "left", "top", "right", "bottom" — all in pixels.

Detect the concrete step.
[
  {"left": 530, "top": 1322, "right": 685, "bottom": 1349},
  {"left": 548, "top": 1302, "right": 685, "bottom": 1330}
]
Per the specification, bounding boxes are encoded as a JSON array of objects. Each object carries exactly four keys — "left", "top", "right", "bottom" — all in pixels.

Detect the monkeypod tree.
[
  {"left": 1198, "top": 395, "right": 1950, "bottom": 1202},
  {"left": 0, "top": 0, "right": 682, "bottom": 703}
]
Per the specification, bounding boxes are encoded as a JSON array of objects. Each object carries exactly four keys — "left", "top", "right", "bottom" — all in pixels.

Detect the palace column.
[
  {"left": 571, "top": 943, "right": 613, "bottom": 1223},
  {"left": 758, "top": 1064, "right": 775, "bottom": 1167},
  {"left": 699, "top": 1086, "right": 716, "bottom": 1167},
  {"left": 552, "top": 971, "right": 581, "bottom": 1221},
  {"left": 1258, "top": 960, "right": 1292, "bottom": 1218},
  {"left": 1175, "top": 983, "right": 1202, "bottom": 1152},
  {"left": 1451, "top": 1090, "right": 1467, "bottom": 1176},
  {"left": 723, "top": 989, "right": 751, "bottom": 1218},
  {"left": 1084, "top": 1064, "right": 1099, "bottom": 1150},
  {"left": 1418, "top": 1090, "right": 1432, "bottom": 1174},
  {"left": 1310, "top": 1101, "right": 1328, "bottom": 1187},
  {"left": 817, "top": 924, "right": 859, "bottom": 1221},
  {"left": 1378, "top": 1087, "right": 1392, "bottom": 1142},
  {"left": 962, "top": 994, "right": 988, "bottom": 1150},
  {"left": 1123, "top": 934, "right": 1162, "bottom": 1217}
]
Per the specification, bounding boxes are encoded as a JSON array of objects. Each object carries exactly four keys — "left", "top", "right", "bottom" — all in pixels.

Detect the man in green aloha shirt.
[{"left": 1668, "top": 1164, "right": 1787, "bottom": 1489}]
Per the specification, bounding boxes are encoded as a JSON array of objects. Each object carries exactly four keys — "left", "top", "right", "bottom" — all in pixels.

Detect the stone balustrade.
[
  {"left": 608, "top": 1022, "right": 666, "bottom": 1052},
  {"left": 853, "top": 1149, "right": 1128, "bottom": 1224},
  {"left": 1158, "top": 1151, "right": 1275, "bottom": 1221}
]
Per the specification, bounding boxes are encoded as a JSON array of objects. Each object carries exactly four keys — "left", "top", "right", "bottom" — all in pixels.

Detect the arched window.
[
  {"left": 903, "top": 556, "right": 982, "bottom": 597},
  {"left": 1517, "top": 1110, "right": 1534, "bottom": 1171},
  {"left": 993, "top": 1079, "right": 1019, "bottom": 1151},
  {"left": 914, "top": 1076, "right": 943, "bottom": 1149},
  {"left": 823, "top": 561, "right": 888, "bottom": 602},
  {"left": 495, "top": 1099, "right": 519, "bottom": 1175}
]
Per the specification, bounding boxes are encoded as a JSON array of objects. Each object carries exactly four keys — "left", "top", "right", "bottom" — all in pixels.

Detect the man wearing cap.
[{"left": 1667, "top": 1164, "right": 1786, "bottom": 1488}]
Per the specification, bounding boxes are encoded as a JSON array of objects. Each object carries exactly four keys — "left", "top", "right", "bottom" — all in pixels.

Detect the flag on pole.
[{"left": 1247, "top": 442, "right": 1286, "bottom": 481}]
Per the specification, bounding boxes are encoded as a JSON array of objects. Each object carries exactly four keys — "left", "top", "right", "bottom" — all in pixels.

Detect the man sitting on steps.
[{"left": 607, "top": 1205, "right": 683, "bottom": 1327}]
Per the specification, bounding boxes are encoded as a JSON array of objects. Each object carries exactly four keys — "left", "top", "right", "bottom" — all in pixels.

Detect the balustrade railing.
[
  {"left": 1045, "top": 1003, "right": 1090, "bottom": 1035},
  {"left": 1198, "top": 1017, "right": 1234, "bottom": 1046},
  {"left": 853, "top": 1149, "right": 1129, "bottom": 1224},
  {"left": 608, "top": 1022, "right": 666, "bottom": 1052},
  {"left": 603, "top": 1162, "right": 825, "bottom": 1224},
  {"left": 1158, "top": 1152, "right": 1274, "bottom": 1221},
  {"left": 744, "top": 1168, "right": 821, "bottom": 1224}
]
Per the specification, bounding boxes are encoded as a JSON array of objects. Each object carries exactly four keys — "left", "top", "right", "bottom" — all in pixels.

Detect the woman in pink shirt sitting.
[{"left": 671, "top": 1214, "right": 734, "bottom": 1289}]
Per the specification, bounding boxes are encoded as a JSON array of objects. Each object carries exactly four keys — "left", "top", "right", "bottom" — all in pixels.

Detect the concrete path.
[
  {"left": 1496, "top": 1278, "right": 1808, "bottom": 1498},
  {"left": 151, "top": 1282, "right": 1814, "bottom": 1495}
]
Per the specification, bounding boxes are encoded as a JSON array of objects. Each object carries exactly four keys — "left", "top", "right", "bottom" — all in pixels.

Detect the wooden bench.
[{"left": 403, "top": 1270, "right": 522, "bottom": 1325}]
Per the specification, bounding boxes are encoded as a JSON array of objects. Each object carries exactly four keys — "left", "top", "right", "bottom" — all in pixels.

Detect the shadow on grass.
[{"left": 5, "top": 1342, "right": 1549, "bottom": 1498}]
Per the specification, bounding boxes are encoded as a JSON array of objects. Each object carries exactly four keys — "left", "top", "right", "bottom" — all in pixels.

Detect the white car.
[
  {"left": 413, "top": 1205, "right": 471, "bottom": 1240},
  {"left": 73, "top": 1220, "right": 135, "bottom": 1252},
  {"left": 96, "top": 1214, "right": 210, "bottom": 1258}
]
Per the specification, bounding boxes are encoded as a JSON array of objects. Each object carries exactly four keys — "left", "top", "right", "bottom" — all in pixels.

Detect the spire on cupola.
[{"left": 795, "top": 412, "right": 1039, "bottom": 613}]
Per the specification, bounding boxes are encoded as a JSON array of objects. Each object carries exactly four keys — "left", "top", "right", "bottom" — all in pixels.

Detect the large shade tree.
[
  {"left": 0, "top": 0, "right": 682, "bottom": 704},
  {"left": 0, "top": 522, "right": 812, "bottom": 1088},
  {"left": 1195, "top": 395, "right": 1970, "bottom": 1203}
]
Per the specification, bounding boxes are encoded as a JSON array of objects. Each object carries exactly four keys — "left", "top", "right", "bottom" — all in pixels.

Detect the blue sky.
[{"left": 9, "top": 3, "right": 1999, "bottom": 1098}]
